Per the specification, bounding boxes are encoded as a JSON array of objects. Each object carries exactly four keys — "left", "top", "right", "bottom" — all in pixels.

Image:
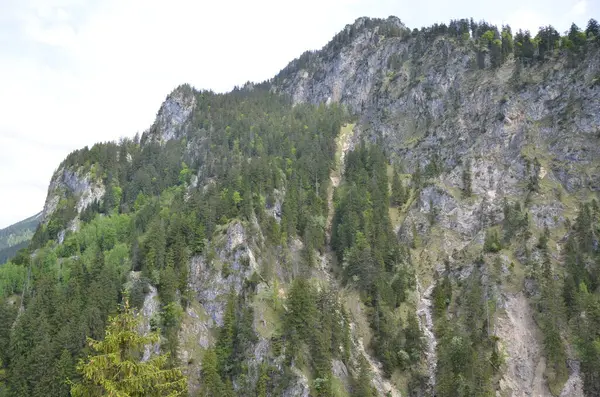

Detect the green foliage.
[
  {"left": 568, "top": 23, "right": 587, "bottom": 48},
  {"left": 586, "top": 19, "right": 599, "bottom": 38},
  {"left": 435, "top": 268, "right": 497, "bottom": 397},
  {"left": 279, "top": 279, "right": 351, "bottom": 394},
  {"left": 483, "top": 228, "right": 502, "bottom": 253},
  {"left": 332, "top": 144, "right": 419, "bottom": 377},
  {"left": 352, "top": 355, "right": 376, "bottom": 397},
  {"left": 527, "top": 157, "right": 541, "bottom": 192},
  {"left": 284, "top": 278, "right": 318, "bottom": 362},
  {"left": 390, "top": 169, "right": 406, "bottom": 207},
  {"left": 178, "top": 162, "right": 192, "bottom": 185},
  {"left": 561, "top": 201, "right": 600, "bottom": 394},
  {"left": 130, "top": 277, "right": 150, "bottom": 310},
  {"left": 0, "top": 299, "right": 17, "bottom": 381},
  {"left": 514, "top": 29, "right": 535, "bottom": 64},
  {"left": 256, "top": 363, "right": 269, "bottom": 397},
  {"left": 412, "top": 163, "right": 422, "bottom": 189},
  {"left": 208, "top": 290, "right": 258, "bottom": 388},
  {"left": 6, "top": 17, "right": 600, "bottom": 396},
  {"left": 31, "top": 197, "right": 77, "bottom": 248},
  {"left": 217, "top": 293, "right": 236, "bottom": 376},
  {"left": 501, "top": 26, "right": 514, "bottom": 61},
  {"left": 0, "top": 262, "right": 27, "bottom": 298},
  {"left": 432, "top": 270, "right": 452, "bottom": 319},
  {"left": 502, "top": 198, "right": 528, "bottom": 243},
  {"left": 3, "top": 213, "right": 128, "bottom": 396},
  {"left": 199, "top": 349, "right": 223, "bottom": 397},
  {"left": 0, "top": 214, "right": 39, "bottom": 251},
  {"left": 535, "top": 26, "right": 560, "bottom": 61},
  {"left": 70, "top": 301, "right": 187, "bottom": 396},
  {"left": 462, "top": 160, "right": 472, "bottom": 198},
  {"left": 0, "top": 213, "right": 40, "bottom": 264}
]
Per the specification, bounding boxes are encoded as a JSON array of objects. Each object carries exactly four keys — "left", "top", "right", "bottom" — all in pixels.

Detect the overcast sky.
[{"left": 0, "top": 0, "right": 597, "bottom": 228}]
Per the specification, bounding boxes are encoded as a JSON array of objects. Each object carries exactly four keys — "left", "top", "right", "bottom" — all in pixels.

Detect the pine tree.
[
  {"left": 462, "top": 160, "right": 472, "bottom": 197},
  {"left": 256, "top": 363, "right": 269, "bottom": 397},
  {"left": 569, "top": 23, "right": 586, "bottom": 47},
  {"left": 501, "top": 25, "right": 513, "bottom": 60},
  {"left": 586, "top": 18, "right": 599, "bottom": 38},
  {"left": 483, "top": 229, "right": 501, "bottom": 253},
  {"left": 538, "top": 251, "right": 568, "bottom": 387},
  {"left": 284, "top": 278, "right": 317, "bottom": 363},
  {"left": 353, "top": 355, "right": 375, "bottom": 397},
  {"left": 412, "top": 163, "right": 422, "bottom": 189},
  {"left": 70, "top": 300, "right": 187, "bottom": 397},
  {"left": 216, "top": 293, "right": 236, "bottom": 377},
  {"left": 391, "top": 169, "right": 405, "bottom": 207},
  {"left": 199, "top": 349, "right": 223, "bottom": 397},
  {"left": 0, "top": 301, "right": 16, "bottom": 371},
  {"left": 193, "top": 223, "right": 206, "bottom": 255},
  {"left": 158, "top": 264, "right": 178, "bottom": 305},
  {"left": 490, "top": 39, "right": 503, "bottom": 68},
  {"left": 55, "top": 349, "right": 75, "bottom": 397}
]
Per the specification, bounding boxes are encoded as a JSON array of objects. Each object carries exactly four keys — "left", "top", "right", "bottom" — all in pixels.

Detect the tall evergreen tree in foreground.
[{"left": 70, "top": 301, "right": 187, "bottom": 397}]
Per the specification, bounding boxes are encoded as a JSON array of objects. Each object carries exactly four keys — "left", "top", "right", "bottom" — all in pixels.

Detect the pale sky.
[{"left": 0, "top": 0, "right": 596, "bottom": 228}]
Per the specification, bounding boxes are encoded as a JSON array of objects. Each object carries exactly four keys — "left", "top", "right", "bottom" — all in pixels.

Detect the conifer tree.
[
  {"left": 501, "top": 25, "right": 514, "bottom": 60},
  {"left": 462, "top": 160, "right": 472, "bottom": 197},
  {"left": 256, "top": 363, "right": 269, "bottom": 397},
  {"left": 586, "top": 18, "right": 599, "bottom": 38},
  {"left": 412, "top": 163, "right": 422, "bottom": 189},
  {"left": 391, "top": 169, "right": 405, "bottom": 207},
  {"left": 70, "top": 300, "right": 187, "bottom": 397},
  {"left": 199, "top": 349, "right": 223, "bottom": 397},
  {"left": 216, "top": 293, "right": 236, "bottom": 377},
  {"left": 353, "top": 355, "right": 375, "bottom": 397}
]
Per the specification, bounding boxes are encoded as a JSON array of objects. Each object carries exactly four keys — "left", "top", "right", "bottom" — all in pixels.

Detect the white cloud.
[
  {"left": 571, "top": 0, "right": 587, "bottom": 17},
  {"left": 503, "top": 9, "right": 547, "bottom": 33}
]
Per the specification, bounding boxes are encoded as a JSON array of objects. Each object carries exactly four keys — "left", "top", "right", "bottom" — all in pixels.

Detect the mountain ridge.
[
  {"left": 0, "top": 212, "right": 41, "bottom": 264},
  {"left": 2, "top": 14, "right": 600, "bottom": 397}
]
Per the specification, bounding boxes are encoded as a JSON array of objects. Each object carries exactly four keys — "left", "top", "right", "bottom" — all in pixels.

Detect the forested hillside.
[
  {"left": 0, "top": 213, "right": 40, "bottom": 264},
  {"left": 1, "top": 14, "right": 600, "bottom": 397}
]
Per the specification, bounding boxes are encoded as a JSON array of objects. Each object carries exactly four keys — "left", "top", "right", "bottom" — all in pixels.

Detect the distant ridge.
[{"left": 0, "top": 211, "right": 41, "bottom": 264}]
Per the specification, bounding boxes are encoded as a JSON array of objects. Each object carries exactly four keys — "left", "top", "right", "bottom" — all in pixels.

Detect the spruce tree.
[
  {"left": 216, "top": 293, "right": 236, "bottom": 377},
  {"left": 199, "top": 349, "right": 223, "bottom": 397},
  {"left": 462, "top": 160, "right": 472, "bottom": 197},
  {"left": 70, "top": 301, "right": 187, "bottom": 397},
  {"left": 353, "top": 355, "right": 375, "bottom": 397},
  {"left": 586, "top": 18, "right": 599, "bottom": 38},
  {"left": 391, "top": 169, "right": 405, "bottom": 207}
]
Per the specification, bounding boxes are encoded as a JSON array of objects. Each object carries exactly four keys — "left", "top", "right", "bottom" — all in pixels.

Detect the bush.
[{"left": 484, "top": 229, "right": 502, "bottom": 252}]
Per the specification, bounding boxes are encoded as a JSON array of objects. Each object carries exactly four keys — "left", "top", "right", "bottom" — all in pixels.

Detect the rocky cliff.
[
  {"left": 21, "top": 15, "right": 600, "bottom": 397},
  {"left": 272, "top": 16, "right": 600, "bottom": 397}
]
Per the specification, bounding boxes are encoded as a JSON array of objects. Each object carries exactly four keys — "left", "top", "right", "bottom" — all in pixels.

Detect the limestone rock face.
[
  {"left": 147, "top": 84, "right": 197, "bottom": 143},
  {"left": 31, "top": 16, "right": 599, "bottom": 397},
  {"left": 42, "top": 166, "right": 105, "bottom": 225},
  {"left": 272, "top": 17, "right": 598, "bottom": 396}
]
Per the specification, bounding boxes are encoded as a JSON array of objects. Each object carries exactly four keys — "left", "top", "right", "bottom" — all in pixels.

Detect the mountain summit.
[{"left": 1, "top": 16, "right": 600, "bottom": 397}]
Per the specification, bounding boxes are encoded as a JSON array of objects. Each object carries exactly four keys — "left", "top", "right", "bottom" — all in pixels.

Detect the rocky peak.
[
  {"left": 271, "top": 16, "right": 410, "bottom": 110},
  {"left": 41, "top": 166, "right": 105, "bottom": 224},
  {"left": 144, "top": 84, "right": 197, "bottom": 144}
]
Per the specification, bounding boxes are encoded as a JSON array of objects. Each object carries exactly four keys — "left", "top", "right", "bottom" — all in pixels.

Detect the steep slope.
[
  {"left": 1, "top": 14, "right": 600, "bottom": 397},
  {"left": 273, "top": 16, "right": 600, "bottom": 396}
]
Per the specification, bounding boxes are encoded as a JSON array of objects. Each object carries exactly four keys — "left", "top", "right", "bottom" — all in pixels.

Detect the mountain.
[
  {"left": 1, "top": 15, "right": 600, "bottom": 397},
  {"left": 0, "top": 212, "right": 41, "bottom": 264}
]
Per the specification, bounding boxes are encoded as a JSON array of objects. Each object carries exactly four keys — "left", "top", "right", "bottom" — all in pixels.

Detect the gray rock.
[
  {"left": 189, "top": 222, "right": 254, "bottom": 327},
  {"left": 140, "top": 285, "right": 161, "bottom": 362},
  {"left": 148, "top": 85, "right": 196, "bottom": 143},
  {"left": 42, "top": 167, "right": 105, "bottom": 225}
]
